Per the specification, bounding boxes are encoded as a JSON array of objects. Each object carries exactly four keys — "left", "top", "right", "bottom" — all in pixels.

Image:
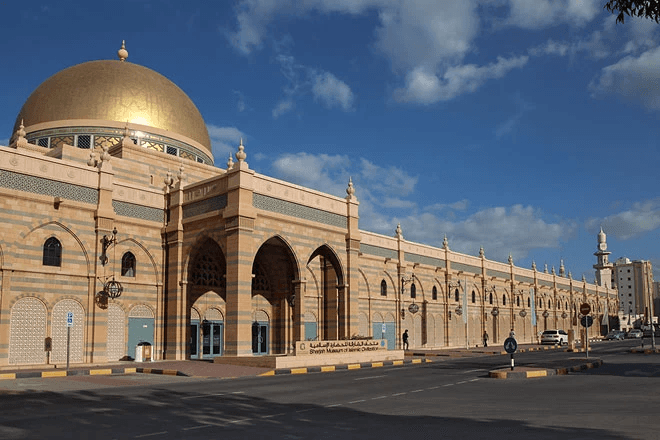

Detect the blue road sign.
[
  {"left": 504, "top": 337, "right": 517, "bottom": 353},
  {"left": 66, "top": 311, "right": 74, "bottom": 327}
]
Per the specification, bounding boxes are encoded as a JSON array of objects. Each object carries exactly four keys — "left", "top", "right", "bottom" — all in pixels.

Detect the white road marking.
[
  {"left": 442, "top": 383, "right": 454, "bottom": 387},
  {"left": 261, "top": 413, "right": 286, "bottom": 418},
  {"left": 456, "top": 381, "right": 467, "bottom": 384},
  {"left": 463, "top": 369, "right": 485, "bottom": 374},
  {"left": 231, "top": 391, "right": 245, "bottom": 394},
  {"left": 182, "top": 425, "right": 211, "bottom": 431},
  {"left": 348, "top": 399, "right": 366, "bottom": 404},
  {"left": 410, "top": 389, "right": 424, "bottom": 393},
  {"left": 326, "top": 404, "right": 342, "bottom": 407},
  {"left": 469, "top": 378, "right": 480, "bottom": 382},
  {"left": 391, "top": 392, "right": 407, "bottom": 396},
  {"left": 354, "top": 375, "right": 386, "bottom": 381},
  {"left": 296, "top": 408, "right": 314, "bottom": 413},
  {"left": 182, "top": 392, "right": 226, "bottom": 400},
  {"left": 135, "top": 432, "right": 168, "bottom": 438},
  {"left": 371, "top": 396, "right": 388, "bottom": 400}
]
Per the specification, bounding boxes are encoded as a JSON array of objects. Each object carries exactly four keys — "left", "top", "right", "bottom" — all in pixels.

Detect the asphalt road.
[{"left": 0, "top": 340, "right": 658, "bottom": 440}]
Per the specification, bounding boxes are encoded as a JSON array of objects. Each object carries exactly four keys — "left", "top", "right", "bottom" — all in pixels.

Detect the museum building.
[{"left": 0, "top": 43, "right": 618, "bottom": 366}]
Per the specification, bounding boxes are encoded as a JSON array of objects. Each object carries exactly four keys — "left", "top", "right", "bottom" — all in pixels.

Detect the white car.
[
  {"left": 626, "top": 329, "right": 643, "bottom": 339},
  {"left": 541, "top": 329, "right": 568, "bottom": 345}
]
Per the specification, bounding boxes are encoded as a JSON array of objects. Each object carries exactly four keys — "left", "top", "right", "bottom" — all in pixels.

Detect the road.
[{"left": 0, "top": 340, "right": 658, "bottom": 439}]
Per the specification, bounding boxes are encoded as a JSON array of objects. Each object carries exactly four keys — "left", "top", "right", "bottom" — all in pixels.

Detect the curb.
[
  {"left": 408, "top": 345, "right": 565, "bottom": 358},
  {"left": 0, "top": 366, "right": 188, "bottom": 380},
  {"left": 489, "top": 359, "right": 603, "bottom": 379},
  {"left": 259, "top": 358, "right": 432, "bottom": 376},
  {"left": 630, "top": 348, "right": 660, "bottom": 354}
]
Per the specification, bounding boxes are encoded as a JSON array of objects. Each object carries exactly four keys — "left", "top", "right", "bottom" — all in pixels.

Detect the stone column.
[
  {"left": 293, "top": 279, "right": 306, "bottom": 345},
  {"left": 223, "top": 147, "right": 256, "bottom": 356}
]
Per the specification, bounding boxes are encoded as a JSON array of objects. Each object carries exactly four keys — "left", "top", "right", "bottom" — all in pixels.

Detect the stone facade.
[{"left": 0, "top": 52, "right": 618, "bottom": 367}]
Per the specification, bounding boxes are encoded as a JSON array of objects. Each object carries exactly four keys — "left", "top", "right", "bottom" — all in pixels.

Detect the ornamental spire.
[{"left": 118, "top": 40, "right": 128, "bottom": 62}]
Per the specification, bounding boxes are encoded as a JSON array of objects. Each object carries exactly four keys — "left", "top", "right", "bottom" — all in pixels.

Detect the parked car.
[
  {"left": 626, "top": 329, "right": 643, "bottom": 339},
  {"left": 541, "top": 329, "right": 568, "bottom": 345},
  {"left": 605, "top": 330, "right": 625, "bottom": 340}
]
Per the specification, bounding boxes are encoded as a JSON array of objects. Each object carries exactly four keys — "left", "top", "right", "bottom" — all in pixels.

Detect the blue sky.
[{"left": 1, "top": 0, "right": 659, "bottom": 281}]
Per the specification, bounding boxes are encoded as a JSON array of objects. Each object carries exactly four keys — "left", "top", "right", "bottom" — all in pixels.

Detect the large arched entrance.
[
  {"left": 308, "top": 245, "right": 346, "bottom": 341},
  {"left": 187, "top": 238, "right": 226, "bottom": 359},
  {"left": 252, "top": 237, "right": 300, "bottom": 355}
]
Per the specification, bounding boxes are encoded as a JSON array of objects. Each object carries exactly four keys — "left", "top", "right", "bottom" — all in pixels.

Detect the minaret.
[{"left": 593, "top": 227, "right": 613, "bottom": 288}]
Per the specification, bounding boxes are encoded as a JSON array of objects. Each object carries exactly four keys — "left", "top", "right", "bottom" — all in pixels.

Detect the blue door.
[
  {"left": 252, "top": 322, "right": 268, "bottom": 355},
  {"left": 304, "top": 322, "right": 318, "bottom": 341},
  {"left": 128, "top": 317, "right": 154, "bottom": 359},
  {"left": 372, "top": 322, "right": 396, "bottom": 350}
]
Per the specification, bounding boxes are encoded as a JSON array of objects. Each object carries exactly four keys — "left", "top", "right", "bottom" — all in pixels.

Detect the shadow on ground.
[{"left": 0, "top": 384, "right": 639, "bottom": 439}]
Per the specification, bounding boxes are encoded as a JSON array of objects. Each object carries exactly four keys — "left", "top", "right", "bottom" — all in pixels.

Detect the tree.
[{"left": 605, "top": 0, "right": 660, "bottom": 23}]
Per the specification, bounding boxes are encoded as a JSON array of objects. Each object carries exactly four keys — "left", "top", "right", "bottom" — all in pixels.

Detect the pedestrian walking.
[
  {"left": 509, "top": 328, "right": 516, "bottom": 339},
  {"left": 483, "top": 331, "right": 489, "bottom": 347},
  {"left": 402, "top": 329, "right": 409, "bottom": 350}
]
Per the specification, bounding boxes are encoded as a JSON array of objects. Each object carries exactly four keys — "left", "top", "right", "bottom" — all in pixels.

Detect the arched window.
[
  {"left": 471, "top": 291, "right": 476, "bottom": 303},
  {"left": 410, "top": 283, "right": 416, "bottom": 299},
  {"left": 528, "top": 298, "right": 531, "bottom": 307},
  {"left": 380, "top": 280, "right": 387, "bottom": 297},
  {"left": 517, "top": 296, "right": 520, "bottom": 307},
  {"left": 432, "top": 286, "right": 437, "bottom": 300},
  {"left": 121, "top": 252, "right": 136, "bottom": 277},
  {"left": 502, "top": 295, "right": 506, "bottom": 306},
  {"left": 454, "top": 289, "right": 459, "bottom": 302},
  {"left": 489, "top": 292, "right": 493, "bottom": 305},
  {"left": 43, "top": 237, "right": 62, "bottom": 267}
]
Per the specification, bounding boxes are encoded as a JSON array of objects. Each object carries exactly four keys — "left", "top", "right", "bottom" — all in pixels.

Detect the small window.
[
  {"left": 410, "top": 283, "right": 416, "bottom": 299},
  {"left": 167, "top": 146, "right": 178, "bottom": 156},
  {"left": 43, "top": 237, "right": 62, "bottom": 267},
  {"left": 38, "top": 138, "right": 49, "bottom": 148},
  {"left": 502, "top": 295, "right": 506, "bottom": 306},
  {"left": 380, "top": 280, "right": 387, "bottom": 297},
  {"left": 432, "top": 286, "right": 437, "bottom": 300},
  {"left": 77, "top": 135, "right": 91, "bottom": 149},
  {"left": 516, "top": 296, "right": 520, "bottom": 307},
  {"left": 528, "top": 298, "right": 531, "bottom": 307},
  {"left": 454, "top": 289, "right": 459, "bottom": 302},
  {"left": 121, "top": 252, "right": 136, "bottom": 277},
  {"left": 489, "top": 292, "right": 493, "bottom": 305},
  {"left": 471, "top": 291, "right": 475, "bottom": 303}
]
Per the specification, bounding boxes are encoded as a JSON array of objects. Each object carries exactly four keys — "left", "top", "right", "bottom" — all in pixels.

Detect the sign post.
[
  {"left": 504, "top": 337, "right": 518, "bottom": 371},
  {"left": 579, "top": 303, "right": 591, "bottom": 358},
  {"left": 66, "top": 312, "right": 74, "bottom": 371}
]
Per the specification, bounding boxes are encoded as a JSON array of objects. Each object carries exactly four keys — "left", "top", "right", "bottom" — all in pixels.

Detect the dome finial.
[
  {"left": 235, "top": 138, "right": 247, "bottom": 162},
  {"left": 118, "top": 40, "right": 128, "bottom": 62},
  {"left": 346, "top": 177, "right": 355, "bottom": 199}
]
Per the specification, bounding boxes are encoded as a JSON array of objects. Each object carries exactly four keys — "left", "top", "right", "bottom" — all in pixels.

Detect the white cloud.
[
  {"left": 272, "top": 99, "right": 295, "bottom": 119},
  {"left": 589, "top": 46, "right": 660, "bottom": 110},
  {"left": 587, "top": 198, "right": 660, "bottom": 240},
  {"left": 394, "top": 55, "right": 528, "bottom": 104},
  {"left": 233, "top": 90, "right": 247, "bottom": 112},
  {"left": 396, "top": 205, "right": 572, "bottom": 263},
  {"left": 207, "top": 124, "right": 246, "bottom": 159},
  {"left": 312, "top": 72, "right": 354, "bottom": 111},
  {"left": 271, "top": 152, "right": 349, "bottom": 196},
  {"left": 505, "top": 0, "right": 600, "bottom": 29},
  {"left": 426, "top": 199, "right": 470, "bottom": 212}
]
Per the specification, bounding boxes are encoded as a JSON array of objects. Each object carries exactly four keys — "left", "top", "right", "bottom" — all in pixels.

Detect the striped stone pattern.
[
  {"left": 253, "top": 193, "right": 347, "bottom": 228},
  {"left": 359, "top": 243, "right": 397, "bottom": 260},
  {"left": 113, "top": 201, "right": 164, "bottom": 223},
  {"left": 183, "top": 194, "right": 227, "bottom": 219},
  {"left": 0, "top": 169, "right": 98, "bottom": 204},
  {"left": 405, "top": 252, "right": 445, "bottom": 268},
  {"left": 486, "top": 269, "right": 510, "bottom": 280}
]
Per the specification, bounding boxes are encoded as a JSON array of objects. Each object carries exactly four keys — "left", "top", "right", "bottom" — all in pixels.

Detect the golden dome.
[{"left": 13, "top": 59, "right": 212, "bottom": 155}]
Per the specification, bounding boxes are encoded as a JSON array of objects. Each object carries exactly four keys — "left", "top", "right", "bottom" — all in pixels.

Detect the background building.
[{"left": 611, "top": 258, "right": 655, "bottom": 330}]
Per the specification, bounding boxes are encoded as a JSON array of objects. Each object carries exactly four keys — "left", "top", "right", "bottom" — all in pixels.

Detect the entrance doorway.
[
  {"left": 190, "top": 320, "right": 223, "bottom": 359},
  {"left": 252, "top": 321, "right": 268, "bottom": 355}
]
